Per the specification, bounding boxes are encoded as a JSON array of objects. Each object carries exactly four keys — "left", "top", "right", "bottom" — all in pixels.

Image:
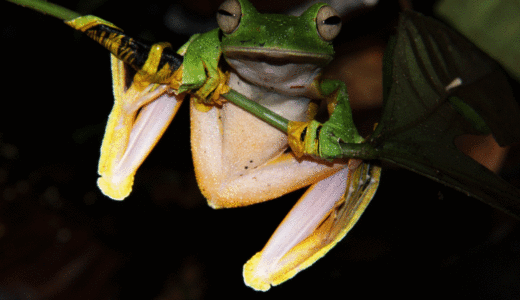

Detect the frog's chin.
[{"left": 224, "top": 56, "right": 324, "bottom": 96}]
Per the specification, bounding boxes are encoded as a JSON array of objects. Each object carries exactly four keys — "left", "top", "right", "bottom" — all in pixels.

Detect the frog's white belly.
[
  {"left": 219, "top": 62, "right": 321, "bottom": 179},
  {"left": 189, "top": 62, "right": 341, "bottom": 207}
]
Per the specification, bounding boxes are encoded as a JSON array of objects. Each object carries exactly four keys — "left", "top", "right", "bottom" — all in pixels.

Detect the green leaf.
[
  {"left": 368, "top": 10, "right": 520, "bottom": 217},
  {"left": 436, "top": 0, "right": 520, "bottom": 81}
]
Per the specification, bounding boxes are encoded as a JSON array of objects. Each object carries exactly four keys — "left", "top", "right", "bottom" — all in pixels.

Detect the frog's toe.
[{"left": 97, "top": 174, "right": 133, "bottom": 201}]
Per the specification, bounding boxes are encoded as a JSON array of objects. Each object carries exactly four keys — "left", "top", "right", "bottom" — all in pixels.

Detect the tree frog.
[{"left": 68, "top": 0, "right": 380, "bottom": 291}]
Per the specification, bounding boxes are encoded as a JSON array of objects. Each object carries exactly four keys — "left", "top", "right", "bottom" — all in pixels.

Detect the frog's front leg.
[
  {"left": 288, "top": 79, "right": 364, "bottom": 160},
  {"left": 97, "top": 56, "right": 185, "bottom": 200},
  {"left": 178, "top": 29, "right": 230, "bottom": 109}
]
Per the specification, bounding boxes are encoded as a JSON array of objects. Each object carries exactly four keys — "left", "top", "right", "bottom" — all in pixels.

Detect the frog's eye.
[
  {"left": 316, "top": 5, "right": 342, "bottom": 42},
  {"left": 217, "top": 0, "right": 242, "bottom": 34}
]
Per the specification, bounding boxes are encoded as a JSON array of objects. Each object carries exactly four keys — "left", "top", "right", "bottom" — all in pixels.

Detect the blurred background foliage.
[
  {"left": 0, "top": 0, "right": 519, "bottom": 299},
  {"left": 436, "top": 0, "right": 520, "bottom": 81}
]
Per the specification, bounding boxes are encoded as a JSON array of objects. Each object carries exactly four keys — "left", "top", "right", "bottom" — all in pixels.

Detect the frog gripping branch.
[
  {"left": 31, "top": 0, "right": 381, "bottom": 291},
  {"left": 6, "top": 0, "right": 520, "bottom": 293}
]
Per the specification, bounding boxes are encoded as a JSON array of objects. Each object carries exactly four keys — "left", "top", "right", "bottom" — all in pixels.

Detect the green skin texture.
[
  {"left": 177, "top": 0, "right": 363, "bottom": 159},
  {"left": 317, "top": 81, "right": 365, "bottom": 160}
]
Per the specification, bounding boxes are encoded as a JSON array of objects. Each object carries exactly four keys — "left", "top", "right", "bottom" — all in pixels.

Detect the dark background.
[{"left": 1, "top": 0, "right": 519, "bottom": 299}]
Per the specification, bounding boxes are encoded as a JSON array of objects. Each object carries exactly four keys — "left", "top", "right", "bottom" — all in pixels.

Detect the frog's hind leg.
[
  {"left": 190, "top": 99, "right": 345, "bottom": 208},
  {"left": 97, "top": 55, "right": 185, "bottom": 200},
  {"left": 243, "top": 160, "right": 381, "bottom": 291}
]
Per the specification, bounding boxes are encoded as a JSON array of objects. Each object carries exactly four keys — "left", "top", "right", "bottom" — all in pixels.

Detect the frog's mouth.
[
  {"left": 222, "top": 46, "right": 333, "bottom": 66},
  {"left": 223, "top": 46, "right": 330, "bottom": 96}
]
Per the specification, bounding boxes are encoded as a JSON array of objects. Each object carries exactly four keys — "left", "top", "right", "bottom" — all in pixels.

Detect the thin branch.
[
  {"left": 6, "top": 0, "right": 80, "bottom": 20},
  {"left": 222, "top": 90, "right": 289, "bottom": 133}
]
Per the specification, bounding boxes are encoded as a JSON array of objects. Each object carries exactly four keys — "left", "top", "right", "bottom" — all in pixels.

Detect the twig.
[{"left": 6, "top": 0, "right": 80, "bottom": 20}]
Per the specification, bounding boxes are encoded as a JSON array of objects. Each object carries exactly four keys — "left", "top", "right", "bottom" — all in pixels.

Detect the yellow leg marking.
[
  {"left": 137, "top": 42, "right": 178, "bottom": 88},
  {"left": 287, "top": 120, "right": 321, "bottom": 158},
  {"left": 306, "top": 100, "right": 320, "bottom": 120},
  {"left": 193, "top": 67, "right": 230, "bottom": 112},
  {"left": 168, "top": 65, "right": 183, "bottom": 91},
  {"left": 66, "top": 16, "right": 138, "bottom": 66},
  {"left": 65, "top": 15, "right": 121, "bottom": 32}
]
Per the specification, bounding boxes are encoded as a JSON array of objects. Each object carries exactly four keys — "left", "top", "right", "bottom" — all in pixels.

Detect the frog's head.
[
  {"left": 217, "top": 0, "right": 340, "bottom": 64},
  {"left": 217, "top": 0, "right": 341, "bottom": 95}
]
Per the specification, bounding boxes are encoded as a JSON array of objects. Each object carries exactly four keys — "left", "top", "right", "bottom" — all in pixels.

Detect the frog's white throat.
[{"left": 225, "top": 57, "right": 322, "bottom": 97}]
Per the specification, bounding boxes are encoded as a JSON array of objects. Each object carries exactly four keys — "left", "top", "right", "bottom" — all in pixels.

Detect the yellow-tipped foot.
[
  {"left": 97, "top": 175, "right": 133, "bottom": 201},
  {"left": 243, "top": 252, "right": 271, "bottom": 292}
]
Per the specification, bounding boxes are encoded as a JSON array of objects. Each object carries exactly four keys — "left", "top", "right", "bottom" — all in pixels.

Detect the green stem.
[
  {"left": 222, "top": 90, "right": 289, "bottom": 133},
  {"left": 338, "top": 142, "right": 378, "bottom": 160},
  {"left": 6, "top": 0, "right": 80, "bottom": 20}
]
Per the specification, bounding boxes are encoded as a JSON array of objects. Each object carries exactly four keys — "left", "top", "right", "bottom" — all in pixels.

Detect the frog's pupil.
[
  {"left": 324, "top": 16, "right": 341, "bottom": 25},
  {"left": 218, "top": 9, "right": 234, "bottom": 17}
]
